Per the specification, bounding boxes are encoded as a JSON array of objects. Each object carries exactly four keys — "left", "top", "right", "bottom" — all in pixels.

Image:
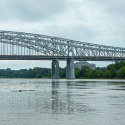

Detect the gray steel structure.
[{"left": 0, "top": 30, "right": 125, "bottom": 78}]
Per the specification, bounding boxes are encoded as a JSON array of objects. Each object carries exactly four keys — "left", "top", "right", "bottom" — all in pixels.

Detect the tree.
[
  {"left": 87, "top": 69, "right": 97, "bottom": 78},
  {"left": 60, "top": 67, "right": 66, "bottom": 78},
  {"left": 75, "top": 68, "right": 80, "bottom": 78},
  {"left": 105, "top": 68, "right": 116, "bottom": 78},
  {"left": 117, "top": 67, "right": 125, "bottom": 78},
  {"left": 96, "top": 70, "right": 105, "bottom": 78},
  {"left": 107, "top": 64, "right": 115, "bottom": 70},
  {"left": 79, "top": 66, "right": 90, "bottom": 78}
]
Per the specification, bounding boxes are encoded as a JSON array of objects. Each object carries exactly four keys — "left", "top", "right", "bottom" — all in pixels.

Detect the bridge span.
[{"left": 0, "top": 30, "right": 125, "bottom": 79}]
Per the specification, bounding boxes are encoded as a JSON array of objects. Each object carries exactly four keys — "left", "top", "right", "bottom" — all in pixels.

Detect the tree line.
[
  {"left": 74, "top": 61, "right": 125, "bottom": 79},
  {"left": 0, "top": 68, "right": 51, "bottom": 78},
  {"left": 0, "top": 61, "right": 125, "bottom": 79}
]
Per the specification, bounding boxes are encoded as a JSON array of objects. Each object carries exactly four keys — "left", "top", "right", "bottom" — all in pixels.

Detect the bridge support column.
[
  {"left": 66, "top": 59, "right": 75, "bottom": 79},
  {"left": 51, "top": 60, "right": 60, "bottom": 79}
]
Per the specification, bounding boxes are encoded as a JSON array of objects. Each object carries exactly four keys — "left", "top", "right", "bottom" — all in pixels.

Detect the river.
[{"left": 0, "top": 79, "right": 125, "bottom": 125}]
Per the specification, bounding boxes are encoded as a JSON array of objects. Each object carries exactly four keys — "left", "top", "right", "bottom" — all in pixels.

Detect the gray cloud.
[
  {"left": 0, "top": 0, "right": 67, "bottom": 22},
  {"left": 63, "top": 0, "right": 125, "bottom": 47},
  {"left": 93, "top": 0, "right": 125, "bottom": 16},
  {"left": 90, "top": 0, "right": 125, "bottom": 47}
]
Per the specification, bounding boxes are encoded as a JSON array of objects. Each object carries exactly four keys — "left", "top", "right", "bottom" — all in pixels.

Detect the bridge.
[{"left": 0, "top": 30, "right": 125, "bottom": 79}]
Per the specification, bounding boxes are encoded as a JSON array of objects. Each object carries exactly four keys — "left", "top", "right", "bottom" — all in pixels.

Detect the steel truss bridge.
[{"left": 0, "top": 30, "right": 125, "bottom": 79}]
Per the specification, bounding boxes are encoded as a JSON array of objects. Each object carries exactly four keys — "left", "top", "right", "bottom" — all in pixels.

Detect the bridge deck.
[{"left": 0, "top": 55, "right": 124, "bottom": 61}]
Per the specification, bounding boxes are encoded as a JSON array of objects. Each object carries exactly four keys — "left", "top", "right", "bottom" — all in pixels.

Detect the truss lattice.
[{"left": 0, "top": 30, "right": 125, "bottom": 61}]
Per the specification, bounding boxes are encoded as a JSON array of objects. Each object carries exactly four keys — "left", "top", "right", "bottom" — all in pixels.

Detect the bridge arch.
[{"left": 0, "top": 30, "right": 125, "bottom": 60}]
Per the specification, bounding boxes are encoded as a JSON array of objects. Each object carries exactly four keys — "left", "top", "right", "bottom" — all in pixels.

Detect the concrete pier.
[
  {"left": 66, "top": 59, "right": 75, "bottom": 79},
  {"left": 51, "top": 60, "right": 60, "bottom": 79}
]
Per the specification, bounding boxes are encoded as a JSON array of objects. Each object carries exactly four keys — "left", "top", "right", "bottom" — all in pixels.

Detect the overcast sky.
[{"left": 0, "top": 0, "right": 125, "bottom": 69}]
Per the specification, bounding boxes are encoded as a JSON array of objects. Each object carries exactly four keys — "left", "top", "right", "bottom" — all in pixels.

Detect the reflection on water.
[
  {"left": 0, "top": 79, "right": 125, "bottom": 125},
  {"left": 51, "top": 80, "right": 59, "bottom": 114},
  {"left": 51, "top": 80, "right": 75, "bottom": 114}
]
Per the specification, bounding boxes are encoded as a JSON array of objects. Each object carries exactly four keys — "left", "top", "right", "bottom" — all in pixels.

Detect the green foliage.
[
  {"left": 80, "top": 66, "right": 90, "bottom": 78},
  {"left": 75, "top": 68, "right": 80, "bottom": 78},
  {"left": 117, "top": 67, "right": 125, "bottom": 78},
  {"left": 59, "top": 67, "right": 66, "bottom": 78},
  {"left": 96, "top": 70, "right": 105, "bottom": 78},
  {"left": 0, "top": 68, "right": 51, "bottom": 78},
  {"left": 107, "top": 64, "right": 115, "bottom": 70},
  {"left": 87, "top": 69, "right": 97, "bottom": 78},
  {"left": 105, "top": 68, "right": 116, "bottom": 78},
  {"left": 74, "top": 62, "right": 125, "bottom": 79},
  {"left": 115, "top": 61, "right": 125, "bottom": 70}
]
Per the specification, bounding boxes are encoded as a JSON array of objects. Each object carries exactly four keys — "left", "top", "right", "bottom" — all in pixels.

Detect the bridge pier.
[
  {"left": 51, "top": 60, "right": 60, "bottom": 79},
  {"left": 66, "top": 59, "right": 75, "bottom": 79}
]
